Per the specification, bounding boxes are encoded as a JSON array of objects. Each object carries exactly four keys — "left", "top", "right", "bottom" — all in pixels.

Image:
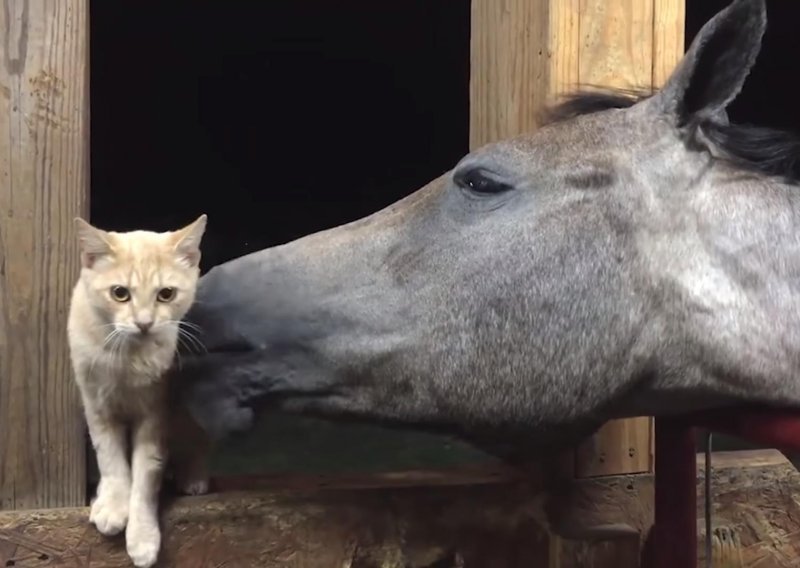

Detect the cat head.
[{"left": 74, "top": 215, "right": 207, "bottom": 341}]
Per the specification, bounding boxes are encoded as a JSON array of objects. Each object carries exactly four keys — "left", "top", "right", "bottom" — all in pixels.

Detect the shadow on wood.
[
  {"left": 0, "top": 464, "right": 645, "bottom": 568},
  {"left": 0, "top": 450, "right": 795, "bottom": 567}
]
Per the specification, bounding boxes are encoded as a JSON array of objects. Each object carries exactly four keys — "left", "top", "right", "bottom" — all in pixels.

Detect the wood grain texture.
[
  {"left": 575, "top": 418, "right": 653, "bottom": 477},
  {"left": 577, "top": 0, "right": 655, "bottom": 90},
  {"left": 652, "top": 0, "right": 686, "bottom": 88},
  {"left": 696, "top": 450, "right": 800, "bottom": 568},
  {"left": 0, "top": 466, "right": 653, "bottom": 568},
  {"left": 469, "top": 0, "right": 551, "bottom": 149},
  {"left": 0, "top": 0, "right": 89, "bottom": 510},
  {"left": 547, "top": 0, "right": 582, "bottom": 100},
  {"left": 0, "top": 450, "right": 795, "bottom": 567}
]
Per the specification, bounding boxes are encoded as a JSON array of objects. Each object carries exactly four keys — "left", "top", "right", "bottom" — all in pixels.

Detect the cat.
[{"left": 67, "top": 214, "right": 209, "bottom": 568}]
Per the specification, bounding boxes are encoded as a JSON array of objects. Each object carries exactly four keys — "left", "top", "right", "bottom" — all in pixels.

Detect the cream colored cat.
[{"left": 67, "top": 215, "right": 208, "bottom": 568}]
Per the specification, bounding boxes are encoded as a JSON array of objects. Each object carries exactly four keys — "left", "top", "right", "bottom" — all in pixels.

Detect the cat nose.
[{"left": 136, "top": 320, "right": 153, "bottom": 334}]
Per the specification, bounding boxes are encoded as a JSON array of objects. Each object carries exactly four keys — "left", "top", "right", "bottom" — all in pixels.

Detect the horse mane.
[{"left": 542, "top": 88, "right": 800, "bottom": 184}]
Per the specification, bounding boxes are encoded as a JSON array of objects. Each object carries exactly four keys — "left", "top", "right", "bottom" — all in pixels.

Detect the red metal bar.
[
  {"left": 651, "top": 406, "right": 800, "bottom": 567},
  {"left": 688, "top": 406, "right": 800, "bottom": 453},
  {"left": 654, "top": 416, "right": 697, "bottom": 568}
]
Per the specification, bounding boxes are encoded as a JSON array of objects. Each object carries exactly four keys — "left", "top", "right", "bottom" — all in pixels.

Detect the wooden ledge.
[
  {"left": 1, "top": 450, "right": 798, "bottom": 567},
  {"left": 696, "top": 448, "right": 790, "bottom": 470},
  {"left": 0, "top": 462, "right": 645, "bottom": 568},
  {"left": 696, "top": 449, "right": 800, "bottom": 568}
]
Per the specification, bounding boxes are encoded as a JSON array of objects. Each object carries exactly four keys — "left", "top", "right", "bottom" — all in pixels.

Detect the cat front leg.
[
  {"left": 85, "top": 407, "right": 131, "bottom": 536},
  {"left": 126, "top": 414, "right": 166, "bottom": 568}
]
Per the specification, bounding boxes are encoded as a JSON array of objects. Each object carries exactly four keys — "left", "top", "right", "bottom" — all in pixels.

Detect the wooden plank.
[
  {"left": 469, "top": 0, "right": 584, "bottom": 150},
  {"left": 577, "top": 0, "right": 655, "bottom": 90},
  {"left": 0, "top": 467, "right": 653, "bottom": 568},
  {"left": 573, "top": 0, "right": 685, "bottom": 478},
  {"left": 547, "top": 0, "right": 582, "bottom": 100},
  {"left": 0, "top": 450, "right": 794, "bottom": 567},
  {"left": 469, "top": 0, "right": 551, "bottom": 149},
  {"left": 652, "top": 0, "right": 686, "bottom": 88},
  {"left": 0, "top": 0, "right": 89, "bottom": 510},
  {"left": 696, "top": 448, "right": 788, "bottom": 470},
  {"left": 696, "top": 449, "right": 800, "bottom": 567},
  {"left": 576, "top": 419, "right": 653, "bottom": 477}
]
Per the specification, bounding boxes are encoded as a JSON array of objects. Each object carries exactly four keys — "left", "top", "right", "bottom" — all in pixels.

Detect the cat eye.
[
  {"left": 157, "top": 287, "right": 176, "bottom": 303},
  {"left": 110, "top": 286, "right": 131, "bottom": 303}
]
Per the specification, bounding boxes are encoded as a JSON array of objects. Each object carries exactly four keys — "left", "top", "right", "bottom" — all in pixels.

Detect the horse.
[{"left": 173, "top": 0, "right": 799, "bottom": 535}]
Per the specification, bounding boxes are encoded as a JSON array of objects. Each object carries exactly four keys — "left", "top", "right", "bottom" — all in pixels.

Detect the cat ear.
[
  {"left": 74, "top": 217, "right": 113, "bottom": 269},
  {"left": 171, "top": 214, "right": 207, "bottom": 268}
]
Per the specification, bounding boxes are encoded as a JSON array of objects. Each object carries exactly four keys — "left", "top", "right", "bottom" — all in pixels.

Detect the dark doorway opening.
[
  {"left": 89, "top": 1, "right": 489, "bottom": 477},
  {"left": 88, "top": 1, "right": 800, "bottom": 476}
]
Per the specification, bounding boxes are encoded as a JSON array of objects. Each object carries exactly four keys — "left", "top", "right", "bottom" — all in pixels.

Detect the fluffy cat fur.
[{"left": 67, "top": 215, "right": 210, "bottom": 568}]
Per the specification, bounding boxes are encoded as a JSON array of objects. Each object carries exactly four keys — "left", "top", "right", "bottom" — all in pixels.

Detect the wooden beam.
[
  {"left": 469, "top": 0, "right": 581, "bottom": 150},
  {"left": 0, "top": 465, "right": 649, "bottom": 567},
  {"left": 0, "top": 0, "right": 89, "bottom": 510},
  {"left": 1, "top": 450, "right": 796, "bottom": 567},
  {"left": 696, "top": 449, "right": 800, "bottom": 568}
]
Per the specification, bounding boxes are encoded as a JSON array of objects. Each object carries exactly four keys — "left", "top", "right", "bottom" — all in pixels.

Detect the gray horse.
[{"left": 176, "top": 0, "right": 798, "bottom": 482}]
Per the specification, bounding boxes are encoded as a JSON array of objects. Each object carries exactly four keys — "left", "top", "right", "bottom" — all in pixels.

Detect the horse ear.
[{"left": 653, "top": 0, "right": 766, "bottom": 125}]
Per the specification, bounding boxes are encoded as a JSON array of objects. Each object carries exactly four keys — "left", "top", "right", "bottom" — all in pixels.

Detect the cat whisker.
[
  {"left": 108, "top": 330, "right": 127, "bottom": 371},
  {"left": 91, "top": 323, "right": 118, "bottom": 343},
  {"left": 172, "top": 340, "right": 185, "bottom": 371},
  {"left": 177, "top": 320, "right": 203, "bottom": 333},
  {"left": 162, "top": 320, "right": 207, "bottom": 355},
  {"left": 178, "top": 327, "right": 207, "bottom": 355},
  {"left": 174, "top": 332, "right": 192, "bottom": 355}
]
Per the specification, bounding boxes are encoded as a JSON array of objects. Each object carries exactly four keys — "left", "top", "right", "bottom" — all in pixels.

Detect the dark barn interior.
[
  {"left": 89, "top": 1, "right": 800, "bottom": 475},
  {"left": 90, "top": 2, "right": 471, "bottom": 273},
  {"left": 89, "top": 1, "right": 483, "bottom": 476},
  {"left": 687, "top": 1, "right": 800, "bottom": 142}
]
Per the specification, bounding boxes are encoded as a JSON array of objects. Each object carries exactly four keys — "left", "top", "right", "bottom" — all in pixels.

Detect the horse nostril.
[{"left": 136, "top": 321, "right": 153, "bottom": 333}]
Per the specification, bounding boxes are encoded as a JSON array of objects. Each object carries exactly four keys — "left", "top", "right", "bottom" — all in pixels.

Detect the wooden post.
[
  {"left": 0, "top": 0, "right": 89, "bottom": 510},
  {"left": 470, "top": 0, "right": 684, "bottom": 479}
]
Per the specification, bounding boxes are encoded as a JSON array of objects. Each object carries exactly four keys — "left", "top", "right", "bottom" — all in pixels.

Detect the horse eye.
[
  {"left": 110, "top": 286, "right": 131, "bottom": 302},
  {"left": 454, "top": 168, "right": 512, "bottom": 195},
  {"left": 157, "top": 287, "right": 176, "bottom": 303}
]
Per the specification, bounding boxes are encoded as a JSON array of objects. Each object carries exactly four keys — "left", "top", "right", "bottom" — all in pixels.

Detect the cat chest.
[
  {"left": 82, "top": 359, "right": 169, "bottom": 419},
  {"left": 94, "top": 376, "right": 163, "bottom": 409}
]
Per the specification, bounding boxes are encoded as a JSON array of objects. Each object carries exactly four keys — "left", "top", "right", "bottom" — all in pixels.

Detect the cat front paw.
[
  {"left": 126, "top": 514, "right": 161, "bottom": 568},
  {"left": 89, "top": 483, "right": 130, "bottom": 536}
]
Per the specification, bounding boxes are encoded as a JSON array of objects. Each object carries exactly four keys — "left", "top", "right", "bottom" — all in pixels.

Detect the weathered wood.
[
  {"left": 469, "top": 0, "right": 551, "bottom": 149},
  {"left": 0, "top": 465, "right": 650, "bottom": 568},
  {"left": 652, "top": 0, "right": 686, "bottom": 87},
  {"left": 697, "top": 449, "right": 800, "bottom": 568},
  {"left": 2, "top": 450, "right": 797, "bottom": 567},
  {"left": 0, "top": 1, "right": 90, "bottom": 510}
]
